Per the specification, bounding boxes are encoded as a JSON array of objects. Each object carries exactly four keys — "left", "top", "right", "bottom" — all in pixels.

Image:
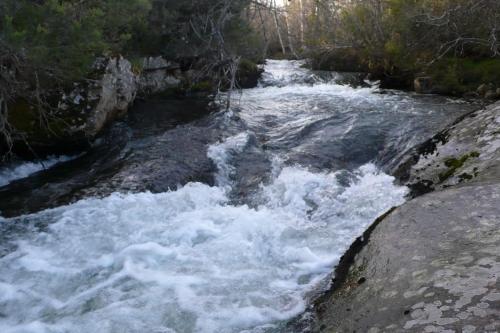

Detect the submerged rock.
[{"left": 0, "top": 99, "right": 215, "bottom": 217}]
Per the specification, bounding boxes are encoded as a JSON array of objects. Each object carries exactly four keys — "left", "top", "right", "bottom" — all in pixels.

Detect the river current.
[{"left": 0, "top": 60, "right": 476, "bottom": 332}]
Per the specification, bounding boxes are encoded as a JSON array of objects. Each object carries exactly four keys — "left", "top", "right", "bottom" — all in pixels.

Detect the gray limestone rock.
[
  {"left": 138, "top": 56, "right": 182, "bottom": 95},
  {"left": 311, "top": 184, "right": 500, "bottom": 332},
  {"left": 393, "top": 101, "right": 500, "bottom": 195},
  {"left": 84, "top": 56, "right": 138, "bottom": 137}
]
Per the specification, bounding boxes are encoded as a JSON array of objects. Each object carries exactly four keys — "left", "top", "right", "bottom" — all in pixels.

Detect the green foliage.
[
  {"left": 0, "top": 0, "right": 252, "bottom": 86},
  {"left": 308, "top": 0, "right": 500, "bottom": 92},
  {"left": 190, "top": 81, "right": 214, "bottom": 92},
  {"left": 238, "top": 59, "right": 258, "bottom": 76},
  {"left": 431, "top": 60, "right": 464, "bottom": 94},
  {"left": 460, "top": 59, "right": 500, "bottom": 86},
  {"left": 429, "top": 58, "right": 500, "bottom": 94},
  {"left": 1, "top": 0, "right": 152, "bottom": 83}
]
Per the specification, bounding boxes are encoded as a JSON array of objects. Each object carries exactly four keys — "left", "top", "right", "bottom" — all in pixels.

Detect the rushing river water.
[{"left": 0, "top": 60, "right": 477, "bottom": 333}]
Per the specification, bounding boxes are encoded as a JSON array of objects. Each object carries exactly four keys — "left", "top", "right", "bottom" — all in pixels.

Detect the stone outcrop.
[
  {"left": 5, "top": 55, "right": 263, "bottom": 159},
  {"left": 7, "top": 57, "right": 139, "bottom": 156},
  {"left": 393, "top": 101, "right": 500, "bottom": 195},
  {"left": 84, "top": 57, "right": 138, "bottom": 137},
  {"left": 63, "top": 56, "right": 186, "bottom": 138},
  {"left": 138, "top": 56, "right": 182, "bottom": 95},
  {"left": 7, "top": 56, "right": 184, "bottom": 157},
  {"left": 311, "top": 184, "right": 500, "bottom": 333},
  {"left": 309, "top": 101, "right": 500, "bottom": 332}
]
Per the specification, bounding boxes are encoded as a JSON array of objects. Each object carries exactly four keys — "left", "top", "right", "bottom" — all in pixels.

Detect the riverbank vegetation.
[
  {"left": 249, "top": 0, "right": 500, "bottom": 93},
  {"left": 0, "top": 0, "right": 257, "bottom": 158}
]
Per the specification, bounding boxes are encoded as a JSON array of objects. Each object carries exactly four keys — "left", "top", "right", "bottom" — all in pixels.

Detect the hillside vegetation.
[{"left": 248, "top": 0, "right": 500, "bottom": 93}]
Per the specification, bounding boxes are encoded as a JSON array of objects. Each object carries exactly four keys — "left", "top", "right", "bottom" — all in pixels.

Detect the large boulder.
[
  {"left": 84, "top": 56, "right": 138, "bottom": 137},
  {"left": 476, "top": 83, "right": 494, "bottom": 97},
  {"left": 311, "top": 184, "right": 500, "bottom": 332},
  {"left": 237, "top": 59, "right": 264, "bottom": 89},
  {"left": 477, "top": 83, "right": 498, "bottom": 99},
  {"left": 485, "top": 90, "right": 499, "bottom": 100}
]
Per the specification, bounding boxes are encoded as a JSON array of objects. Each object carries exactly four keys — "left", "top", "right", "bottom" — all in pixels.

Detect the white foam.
[
  {"left": 235, "top": 60, "right": 393, "bottom": 120},
  {"left": 207, "top": 132, "right": 250, "bottom": 188},
  {"left": 0, "top": 155, "right": 80, "bottom": 187},
  {"left": 260, "top": 59, "right": 311, "bottom": 87},
  {"left": 0, "top": 60, "right": 410, "bottom": 333},
  {"left": 0, "top": 161, "right": 406, "bottom": 333}
]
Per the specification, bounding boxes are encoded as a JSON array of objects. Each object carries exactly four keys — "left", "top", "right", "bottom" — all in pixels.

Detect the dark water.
[{"left": 0, "top": 60, "right": 478, "bottom": 333}]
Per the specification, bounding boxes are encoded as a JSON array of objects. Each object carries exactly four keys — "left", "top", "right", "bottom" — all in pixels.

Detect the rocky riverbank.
[
  {"left": 309, "top": 101, "right": 500, "bottom": 332},
  {"left": 3, "top": 56, "right": 262, "bottom": 159}
]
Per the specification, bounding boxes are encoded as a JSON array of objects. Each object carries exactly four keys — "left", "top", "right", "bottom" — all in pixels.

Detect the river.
[{"left": 0, "top": 60, "right": 477, "bottom": 333}]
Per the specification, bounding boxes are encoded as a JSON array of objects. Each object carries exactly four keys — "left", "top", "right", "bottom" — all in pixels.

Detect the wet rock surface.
[
  {"left": 393, "top": 101, "right": 500, "bottom": 196},
  {"left": 311, "top": 183, "right": 500, "bottom": 332},
  {"left": 310, "top": 102, "right": 500, "bottom": 332},
  {"left": 0, "top": 99, "right": 215, "bottom": 217}
]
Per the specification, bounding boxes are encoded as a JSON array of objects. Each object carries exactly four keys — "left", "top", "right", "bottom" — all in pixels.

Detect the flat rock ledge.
[{"left": 309, "top": 102, "right": 500, "bottom": 333}]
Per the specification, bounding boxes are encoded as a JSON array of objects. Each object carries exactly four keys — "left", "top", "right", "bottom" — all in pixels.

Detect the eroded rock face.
[
  {"left": 9, "top": 57, "right": 138, "bottom": 156},
  {"left": 393, "top": 101, "right": 500, "bottom": 195},
  {"left": 311, "top": 184, "right": 500, "bottom": 332},
  {"left": 84, "top": 57, "right": 138, "bottom": 137},
  {"left": 7, "top": 55, "right": 188, "bottom": 157},
  {"left": 138, "top": 56, "right": 182, "bottom": 95}
]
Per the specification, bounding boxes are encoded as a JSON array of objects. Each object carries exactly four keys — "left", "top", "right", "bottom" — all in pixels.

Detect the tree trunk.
[
  {"left": 257, "top": 3, "right": 270, "bottom": 59},
  {"left": 272, "top": 0, "right": 287, "bottom": 55},
  {"left": 284, "top": 6, "right": 298, "bottom": 58},
  {"left": 299, "top": 0, "right": 305, "bottom": 47}
]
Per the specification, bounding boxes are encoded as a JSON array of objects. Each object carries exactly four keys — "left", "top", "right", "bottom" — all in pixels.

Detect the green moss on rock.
[
  {"left": 439, "top": 152, "right": 481, "bottom": 182},
  {"left": 237, "top": 59, "right": 262, "bottom": 89},
  {"left": 190, "top": 80, "right": 214, "bottom": 92},
  {"left": 7, "top": 97, "right": 89, "bottom": 158}
]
